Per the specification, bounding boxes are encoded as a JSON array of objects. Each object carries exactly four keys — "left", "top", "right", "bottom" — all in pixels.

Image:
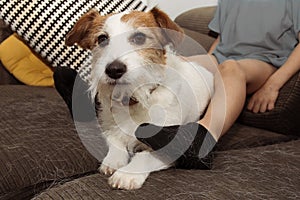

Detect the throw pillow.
[{"left": 0, "top": 34, "right": 54, "bottom": 86}]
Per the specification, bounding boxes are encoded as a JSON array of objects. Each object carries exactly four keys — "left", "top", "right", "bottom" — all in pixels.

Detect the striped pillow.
[{"left": 0, "top": 0, "right": 147, "bottom": 81}]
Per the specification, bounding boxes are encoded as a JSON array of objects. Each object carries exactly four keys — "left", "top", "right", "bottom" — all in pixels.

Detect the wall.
[{"left": 145, "top": 0, "right": 218, "bottom": 19}]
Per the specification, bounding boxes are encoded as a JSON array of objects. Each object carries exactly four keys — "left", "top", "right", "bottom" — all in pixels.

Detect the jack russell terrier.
[{"left": 66, "top": 7, "right": 214, "bottom": 190}]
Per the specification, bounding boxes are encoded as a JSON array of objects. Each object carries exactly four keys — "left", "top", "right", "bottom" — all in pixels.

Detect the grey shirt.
[{"left": 208, "top": 0, "right": 300, "bottom": 67}]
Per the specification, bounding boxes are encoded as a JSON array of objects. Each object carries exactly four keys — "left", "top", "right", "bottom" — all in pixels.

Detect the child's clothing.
[{"left": 209, "top": 0, "right": 300, "bottom": 67}]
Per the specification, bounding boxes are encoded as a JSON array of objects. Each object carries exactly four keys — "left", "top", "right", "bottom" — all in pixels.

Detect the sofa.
[{"left": 0, "top": 6, "right": 299, "bottom": 200}]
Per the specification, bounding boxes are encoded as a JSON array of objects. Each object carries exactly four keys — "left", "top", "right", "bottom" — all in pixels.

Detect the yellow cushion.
[{"left": 0, "top": 34, "right": 54, "bottom": 86}]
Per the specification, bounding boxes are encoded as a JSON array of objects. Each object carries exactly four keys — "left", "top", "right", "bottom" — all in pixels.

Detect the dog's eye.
[
  {"left": 130, "top": 32, "right": 146, "bottom": 45},
  {"left": 98, "top": 34, "right": 109, "bottom": 47}
]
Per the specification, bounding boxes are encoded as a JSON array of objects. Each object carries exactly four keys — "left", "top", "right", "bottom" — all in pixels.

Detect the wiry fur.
[{"left": 66, "top": 8, "right": 214, "bottom": 190}]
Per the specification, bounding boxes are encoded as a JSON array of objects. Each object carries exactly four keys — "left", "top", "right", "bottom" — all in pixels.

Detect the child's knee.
[{"left": 218, "top": 60, "right": 246, "bottom": 81}]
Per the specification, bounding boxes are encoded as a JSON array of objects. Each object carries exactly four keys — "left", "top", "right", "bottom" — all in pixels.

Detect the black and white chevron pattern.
[{"left": 0, "top": 0, "right": 147, "bottom": 81}]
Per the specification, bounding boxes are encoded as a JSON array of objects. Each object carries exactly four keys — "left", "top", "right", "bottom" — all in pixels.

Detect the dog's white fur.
[{"left": 66, "top": 8, "right": 214, "bottom": 190}]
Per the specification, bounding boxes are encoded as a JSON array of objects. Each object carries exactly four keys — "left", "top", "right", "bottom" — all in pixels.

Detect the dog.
[{"left": 65, "top": 8, "right": 214, "bottom": 190}]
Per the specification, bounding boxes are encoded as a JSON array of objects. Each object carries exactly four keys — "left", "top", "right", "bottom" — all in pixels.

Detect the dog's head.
[{"left": 66, "top": 8, "right": 184, "bottom": 106}]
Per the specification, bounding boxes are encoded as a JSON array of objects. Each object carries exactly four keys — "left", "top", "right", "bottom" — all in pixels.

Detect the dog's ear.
[
  {"left": 65, "top": 9, "right": 105, "bottom": 49},
  {"left": 150, "top": 7, "right": 184, "bottom": 47}
]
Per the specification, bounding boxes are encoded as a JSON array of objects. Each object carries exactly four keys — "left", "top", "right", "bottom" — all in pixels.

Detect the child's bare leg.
[{"left": 198, "top": 59, "right": 277, "bottom": 139}]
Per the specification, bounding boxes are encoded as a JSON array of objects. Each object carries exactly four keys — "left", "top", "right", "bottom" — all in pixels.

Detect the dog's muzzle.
[{"left": 105, "top": 60, "right": 127, "bottom": 80}]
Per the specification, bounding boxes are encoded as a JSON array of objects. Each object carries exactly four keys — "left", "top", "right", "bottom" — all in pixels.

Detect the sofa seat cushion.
[
  {"left": 216, "top": 123, "right": 298, "bottom": 151},
  {"left": 1, "top": 85, "right": 298, "bottom": 199},
  {"left": 0, "top": 85, "right": 98, "bottom": 199},
  {"left": 34, "top": 140, "right": 300, "bottom": 199}
]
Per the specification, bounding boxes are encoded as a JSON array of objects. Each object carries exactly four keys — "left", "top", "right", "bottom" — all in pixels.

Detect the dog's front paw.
[
  {"left": 99, "top": 155, "right": 129, "bottom": 175},
  {"left": 99, "top": 164, "right": 116, "bottom": 175},
  {"left": 108, "top": 170, "right": 148, "bottom": 190}
]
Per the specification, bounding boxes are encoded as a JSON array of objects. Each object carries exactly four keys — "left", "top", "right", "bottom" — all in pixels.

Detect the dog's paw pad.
[{"left": 108, "top": 170, "right": 147, "bottom": 190}]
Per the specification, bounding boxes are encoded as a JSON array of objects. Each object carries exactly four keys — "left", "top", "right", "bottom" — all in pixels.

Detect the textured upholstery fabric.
[
  {"left": 175, "top": 7, "right": 217, "bottom": 37},
  {"left": 216, "top": 123, "right": 298, "bottom": 151},
  {"left": 0, "top": 19, "right": 12, "bottom": 43},
  {"left": 178, "top": 28, "right": 215, "bottom": 54},
  {"left": 0, "top": 86, "right": 98, "bottom": 199},
  {"left": 0, "top": 85, "right": 298, "bottom": 199},
  {"left": 0, "top": 62, "right": 21, "bottom": 85},
  {"left": 175, "top": 7, "right": 217, "bottom": 53},
  {"left": 34, "top": 140, "right": 300, "bottom": 200},
  {"left": 239, "top": 72, "right": 300, "bottom": 136}
]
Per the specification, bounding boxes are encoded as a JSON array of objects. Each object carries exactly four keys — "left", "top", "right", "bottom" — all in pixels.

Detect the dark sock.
[
  {"left": 53, "top": 67, "right": 97, "bottom": 122},
  {"left": 135, "top": 122, "right": 216, "bottom": 169}
]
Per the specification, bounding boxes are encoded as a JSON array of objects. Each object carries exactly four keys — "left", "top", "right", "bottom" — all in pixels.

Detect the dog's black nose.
[{"left": 105, "top": 60, "right": 127, "bottom": 79}]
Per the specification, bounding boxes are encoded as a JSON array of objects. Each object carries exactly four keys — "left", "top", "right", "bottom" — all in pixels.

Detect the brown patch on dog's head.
[
  {"left": 65, "top": 9, "right": 109, "bottom": 49},
  {"left": 150, "top": 7, "right": 184, "bottom": 47},
  {"left": 121, "top": 10, "right": 158, "bottom": 28},
  {"left": 140, "top": 48, "right": 166, "bottom": 65},
  {"left": 121, "top": 7, "right": 184, "bottom": 48}
]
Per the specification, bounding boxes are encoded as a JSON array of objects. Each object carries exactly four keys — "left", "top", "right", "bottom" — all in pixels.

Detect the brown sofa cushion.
[
  {"left": 34, "top": 140, "right": 300, "bottom": 199},
  {"left": 175, "top": 6, "right": 217, "bottom": 37},
  {"left": 175, "top": 6, "right": 217, "bottom": 53},
  {"left": 0, "top": 19, "right": 12, "bottom": 43},
  {"left": 178, "top": 28, "right": 215, "bottom": 54},
  {"left": 239, "top": 72, "right": 300, "bottom": 136},
  {"left": 1, "top": 85, "right": 297, "bottom": 199},
  {"left": 0, "top": 62, "right": 22, "bottom": 85},
  {"left": 0, "top": 85, "right": 99, "bottom": 199},
  {"left": 216, "top": 123, "right": 298, "bottom": 151}
]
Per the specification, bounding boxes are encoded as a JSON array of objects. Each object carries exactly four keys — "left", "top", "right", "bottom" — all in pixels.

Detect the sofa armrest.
[
  {"left": 174, "top": 6, "right": 218, "bottom": 53},
  {"left": 175, "top": 6, "right": 217, "bottom": 37},
  {"left": 239, "top": 72, "right": 300, "bottom": 136}
]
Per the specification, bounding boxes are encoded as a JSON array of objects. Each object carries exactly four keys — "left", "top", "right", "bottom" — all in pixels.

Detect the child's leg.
[{"left": 199, "top": 59, "right": 277, "bottom": 139}]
